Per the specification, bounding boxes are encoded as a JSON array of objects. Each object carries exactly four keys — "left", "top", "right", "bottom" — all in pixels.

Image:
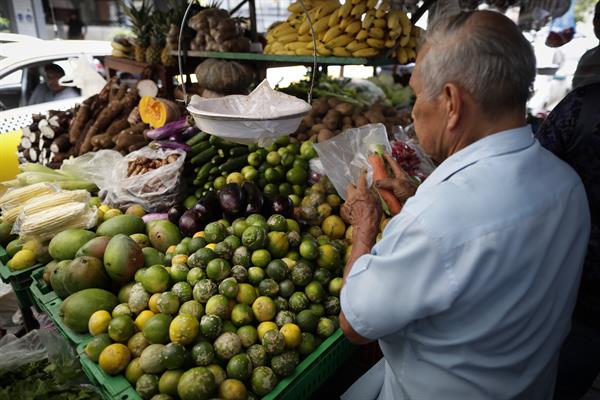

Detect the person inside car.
[{"left": 28, "top": 63, "right": 79, "bottom": 105}]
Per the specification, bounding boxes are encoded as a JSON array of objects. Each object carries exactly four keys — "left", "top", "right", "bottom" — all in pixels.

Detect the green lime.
[
  {"left": 251, "top": 249, "right": 272, "bottom": 268},
  {"left": 266, "top": 151, "right": 281, "bottom": 166}
]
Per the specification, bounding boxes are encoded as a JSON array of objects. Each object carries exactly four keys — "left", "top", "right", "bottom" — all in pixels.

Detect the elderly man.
[{"left": 340, "top": 10, "right": 590, "bottom": 400}]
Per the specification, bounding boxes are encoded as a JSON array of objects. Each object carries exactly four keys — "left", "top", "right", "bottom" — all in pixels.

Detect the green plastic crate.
[
  {"left": 75, "top": 330, "right": 351, "bottom": 400},
  {"left": 44, "top": 296, "right": 91, "bottom": 345},
  {"left": 264, "top": 329, "right": 353, "bottom": 400},
  {"left": 0, "top": 259, "right": 43, "bottom": 284},
  {"left": 29, "top": 267, "right": 59, "bottom": 311},
  {"left": 77, "top": 343, "right": 141, "bottom": 400}
]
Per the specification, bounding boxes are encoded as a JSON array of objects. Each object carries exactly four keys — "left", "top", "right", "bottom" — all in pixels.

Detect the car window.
[{"left": 0, "top": 69, "right": 22, "bottom": 86}]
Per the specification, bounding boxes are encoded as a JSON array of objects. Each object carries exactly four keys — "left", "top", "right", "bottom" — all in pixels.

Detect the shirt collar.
[{"left": 419, "top": 126, "right": 535, "bottom": 189}]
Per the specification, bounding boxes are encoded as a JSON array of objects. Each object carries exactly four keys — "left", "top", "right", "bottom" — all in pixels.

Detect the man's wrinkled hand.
[
  {"left": 374, "top": 153, "right": 417, "bottom": 203},
  {"left": 342, "top": 173, "right": 381, "bottom": 231}
]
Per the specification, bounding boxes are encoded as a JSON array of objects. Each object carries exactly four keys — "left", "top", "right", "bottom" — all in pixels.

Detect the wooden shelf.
[{"left": 171, "top": 50, "right": 398, "bottom": 67}]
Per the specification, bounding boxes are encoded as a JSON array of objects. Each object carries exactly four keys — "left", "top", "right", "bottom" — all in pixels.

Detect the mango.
[
  {"left": 104, "top": 234, "right": 144, "bottom": 284},
  {"left": 49, "top": 229, "right": 97, "bottom": 261},
  {"left": 76, "top": 236, "right": 111, "bottom": 259},
  {"left": 59, "top": 288, "right": 119, "bottom": 333},
  {"left": 5, "top": 239, "right": 22, "bottom": 257},
  {"left": 147, "top": 220, "right": 182, "bottom": 253},
  {"left": 50, "top": 260, "right": 72, "bottom": 299},
  {"left": 130, "top": 233, "right": 150, "bottom": 248},
  {"left": 126, "top": 204, "right": 146, "bottom": 217},
  {"left": 142, "top": 247, "right": 165, "bottom": 268},
  {"left": 97, "top": 215, "right": 146, "bottom": 237},
  {"left": 0, "top": 222, "right": 16, "bottom": 247},
  {"left": 42, "top": 260, "right": 59, "bottom": 284},
  {"left": 63, "top": 256, "right": 110, "bottom": 295}
]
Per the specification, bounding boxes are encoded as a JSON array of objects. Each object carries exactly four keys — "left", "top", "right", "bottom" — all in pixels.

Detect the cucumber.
[
  {"left": 209, "top": 135, "right": 238, "bottom": 149},
  {"left": 218, "top": 155, "right": 249, "bottom": 173},
  {"left": 190, "top": 140, "right": 211, "bottom": 156},
  {"left": 229, "top": 146, "right": 249, "bottom": 157},
  {"left": 195, "top": 162, "right": 213, "bottom": 182},
  {"left": 186, "top": 131, "right": 209, "bottom": 146},
  {"left": 191, "top": 146, "right": 217, "bottom": 165}
]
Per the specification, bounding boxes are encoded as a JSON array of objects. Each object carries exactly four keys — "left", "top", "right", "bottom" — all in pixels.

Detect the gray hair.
[{"left": 418, "top": 11, "right": 536, "bottom": 115}]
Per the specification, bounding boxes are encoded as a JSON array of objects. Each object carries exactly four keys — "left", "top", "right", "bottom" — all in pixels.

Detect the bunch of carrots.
[{"left": 368, "top": 145, "right": 403, "bottom": 215}]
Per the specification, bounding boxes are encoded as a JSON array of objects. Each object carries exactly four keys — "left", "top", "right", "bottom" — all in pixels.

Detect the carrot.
[{"left": 368, "top": 145, "right": 403, "bottom": 215}]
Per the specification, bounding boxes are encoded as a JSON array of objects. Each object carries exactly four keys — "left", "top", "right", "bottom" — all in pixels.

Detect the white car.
[
  {"left": 0, "top": 33, "right": 42, "bottom": 44},
  {"left": 0, "top": 39, "right": 111, "bottom": 132}
]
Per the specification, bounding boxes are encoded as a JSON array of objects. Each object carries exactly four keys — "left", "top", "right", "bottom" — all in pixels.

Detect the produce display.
[
  {"left": 188, "top": 8, "right": 251, "bottom": 52},
  {"left": 264, "top": 0, "right": 421, "bottom": 62},
  {"left": 18, "top": 110, "right": 72, "bottom": 166}
]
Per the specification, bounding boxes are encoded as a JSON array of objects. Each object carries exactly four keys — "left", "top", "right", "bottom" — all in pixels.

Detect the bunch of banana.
[
  {"left": 392, "top": 24, "right": 423, "bottom": 65},
  {"left": 111, "top": 35, "right": 133, "bottom": 58},
  {"left": 264, "top": 0, "right": 421, "bottom": 62}
]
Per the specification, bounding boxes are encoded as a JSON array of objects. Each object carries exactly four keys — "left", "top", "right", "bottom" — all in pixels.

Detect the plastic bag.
[
  {"left": 63, "top": 147, "right": 186, "bottom": 212},
  {"left": 0, "top": 329, "right": 76, "bottom": 372},
  {"left": 188, "top": 80, "right": 312, "bottom": 147},
  {"left": 313, "top": 123, "right": 391, "bottom": 200},
  {"left": 58, "top": 55, "right": 107, "bottom": 99},
  {"left": 391, "top": 124, "right": 436, "bottom": 182}
]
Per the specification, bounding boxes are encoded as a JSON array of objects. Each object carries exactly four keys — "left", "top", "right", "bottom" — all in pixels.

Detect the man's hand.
[
  {"left": 375, "top": 153, "right": 417, "bottom": 203},
  {"left": 342, "top": 173, "right": 382, "bottom": 230}
]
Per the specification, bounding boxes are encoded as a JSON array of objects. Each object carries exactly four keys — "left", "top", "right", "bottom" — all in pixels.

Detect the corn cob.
[{"left": 0, "top": 183, "right": 56, "bottom": 210}]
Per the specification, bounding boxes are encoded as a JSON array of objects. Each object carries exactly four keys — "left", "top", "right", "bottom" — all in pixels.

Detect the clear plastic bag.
[
  {"left": 63, "top": 147, "right": 186, "bottom": 212},
  {"left": 391, "top": 125, "right": 436, "bottom": 182},
  {"left": 313, "top": 123, "right": 391, "bottom": 200},
  {"left": 58, "top": 55, "right": 107, "bottom": 99}
]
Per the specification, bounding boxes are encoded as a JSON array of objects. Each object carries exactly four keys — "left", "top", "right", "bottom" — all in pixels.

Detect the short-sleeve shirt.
[{"left": 341, "top": 126, "right": 590, "bottom": 399}]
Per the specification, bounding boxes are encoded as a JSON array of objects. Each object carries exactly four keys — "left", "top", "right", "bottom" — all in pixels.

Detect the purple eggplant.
[
  {"left": 181, "top": 126, "right": 200, "bottom": 140},
  {"left": 193, "top": 191, "right": 221, "bottom": 222},
  {"left": 146, "top": 117, "right": 190, "bottom": 140},
  {"left": 242, "top": 182, "right": 263, "bottom": 215},
  {"left": 219, "top": 183, "right": 246, "bottom": 219},
  {"left": 142, "top": 213, "right": 169, "bottom": 223},
  {"left": 179, "top": 209, "right": 203, "bottom": 237},
  {"left": 168, "top": 205, "right": 185, "bottom": 225},
  {"left": 270, "top": 195, "right": 294, "bottom": 218},
  {"left": 154, "top": 140, "right": 192, "bottom": 152}
]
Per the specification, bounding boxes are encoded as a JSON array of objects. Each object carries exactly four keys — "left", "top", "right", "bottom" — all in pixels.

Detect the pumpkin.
[
  {"left": 194, "top": 59, "right": 255, "bottom": 95},
  {"left": 139, "top": 96, "right": 181, "bottom": 129}
]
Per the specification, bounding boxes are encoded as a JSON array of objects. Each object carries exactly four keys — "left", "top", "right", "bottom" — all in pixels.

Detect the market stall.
[{"left": 0, "top": 1, "right": 429, "bottom": 399}]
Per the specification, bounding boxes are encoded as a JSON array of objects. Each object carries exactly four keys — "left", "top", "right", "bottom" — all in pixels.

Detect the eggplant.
[
  {"left": 242, "top": 182, "right": 263, "bottom": 215},
  {"left": 270, "top": 195, "right": 294, "bottom": 218},
  {"left": 154, "top": 140, "right": 192, "bottom": 152},
  {"left": 168, "top": 205, "right": 185, "bottom": 225},
  {"left": 193, "top": 190, "right": 221, "bottom": 221},
  {"left": 219, "top": 183, "right": 246, "bottom": 219},
  {"left": 179, "top": 209, "right": 203, "bottom": 237},
  {"left": 142, "top": 213, "right": 168, "bottom": 223},
  {"left": 181, "top": 126, "right": 201, "bottom": 140},
  {"left": 146, "top": 117, "right": 190, "bottom": 140}
]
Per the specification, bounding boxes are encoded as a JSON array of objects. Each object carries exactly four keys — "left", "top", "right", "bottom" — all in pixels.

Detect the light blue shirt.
[{"left": 341, "top": 126, "right": 590, "bottom": 400}]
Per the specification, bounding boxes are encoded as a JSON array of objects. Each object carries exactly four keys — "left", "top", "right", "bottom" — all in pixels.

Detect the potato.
[
  {"left": 342, "top": 116, "right": 353, "bottom": 127},
  {"left": 364, "top": 110, "right": 386, "bottom": 124},
  {"left": 317, "top": 129, "right": 336, "bottom": 142},
  {"left": 297, "top": 133, "right": 309, "bottom": 141},
  {"left": 311, "top": 123, "right": 327, "bottom": 134},
  {"left": 312, "top": 99, "right": 329, "bottom": 116},
  {"left": 353, "top": 115, "right": 369, "bottom": 127},
  {"left": 323, "top": 110, "right": 341, "bottom": 131},
  {"left": 335, "top": 102, "right": 354, "bottom": 116},
  {"left": 342, "top": 124, "right": 353, "bottom": 132},
  {"left": 327, "top": 97, "right": 340, "bottom": 108}
]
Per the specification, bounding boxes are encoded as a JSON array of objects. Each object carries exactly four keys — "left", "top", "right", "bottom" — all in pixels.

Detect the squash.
[
  {"left": 194, "top": 59, "right": 255, "bottom": 95},
  {"left": 139, "top": 96, "right": 181, "bottom": 129}
]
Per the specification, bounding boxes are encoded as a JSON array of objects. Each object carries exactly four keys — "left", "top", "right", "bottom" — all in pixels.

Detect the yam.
[
  {"left": 323, "top": 110, "right": 341, "bottom": 131},
  {"left": 311, "top": 123, "right": 326, "bottom": 134},
  {"left": 311, "top": 99, "right": 329, "bottom": 117},
  {"left": 106, "top": 118, "right": 130, "bottom": 137},
  {"left": 317, "top": 129, "right": 336, "bottom": 143},
  {"left": 50, "top": 134, "right": 70, "bottom": 153},
  {"left": 353, "top": 115, "right": 369, "bottom": 127},
  {"left": 68, "top": 104, "right": 90, "bottom": 145},
  {"left": 335, "top": 102, "right": 354, "bottom": 116},
  {"left": 115, "top": 133, "right": 145, "bottom": 152}
]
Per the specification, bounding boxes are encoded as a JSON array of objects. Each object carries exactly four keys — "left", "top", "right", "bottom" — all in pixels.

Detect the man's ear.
[{"left": 442, "top": 82, "right": 462, "bottom": 131}]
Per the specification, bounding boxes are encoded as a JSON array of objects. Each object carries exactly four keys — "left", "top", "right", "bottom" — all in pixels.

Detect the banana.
[
  {"left": 387, "top": 10, "right": 401, "bottom": 31},
  {"left": 373, "top": 18, "right": 387, "bottom": 29},
  {"left": 288, "top": 1, "right": 303, "bottom": 13},
  {"left": 316, "top": 1, "right": 340, "bottom": 19},
  {"left": 384, "top": 39, "right": 396, "bottom": 48},
  {"left": 406, "top": 47, "right": 417, "bottom": 62},
  {"left": 399, "top": 10, "right": 411, "bottom": 37},
  {"left": 345, "top": 20, "right": 362, "bottom": 34},
  {"left": 356, "top": 29, "right": 369, "bottom": 40},
  {"left": 352, "top": 47, "right": 379, "bottom": 57},
  {"left": 369, "top": 27, "right": 385, "bottom": 39},
  {"left": 333, "top": 46, "right": 352, "bottom": 57},
  {"left": 111, "top": 41, "right": 130, "bottom": 52},
  {"left": 340, "top": 17, "right": 355, "bottom": 30},
  {"left": 317, "top": 44, "right": 332, "bottom": 56},
  {"left": 272, "top": 23, "right": 295, "bottom": 38},
  {"left": 298, "top": 18, "right": 311, "bottom": 35},
  {"left": 346, "top": 40, "right": 369, "bottom": 51},
  {"left": 325, "top": 34, "right": 354, "bottom": 49},
  {"left": 400, "top": 34, "right": 410, "bottom": 47},
  {"left": 111, "top": 49, "right": 129, "bottom": 58},
  {"left": 328, "top": 10, "right": 341, "bottom": 27},
  {"left": 296, "top": 48, "right": 315, "bottom": 56},
  {"left": 366, "top": 37, "right": 385, "bottom": 49},
  {"left": 352, "top": 0, "right": 362, "bottom": 4},
  {"left": 271, "top": 41, "right": 285, "bottom": 52},
  {"left": 367, "top": 0, "right": 378, "bottom": 9},
  {"left": 323, "top": 26, "right": 343, "bottom": 43},
  {"left": 396, "top": 47, "right": 408, "bottom": 64},
  {"left": 279, "top": 33, "right": 299, "bottom": 44},
  {"left": 407, "top": 37, "right": 417, "bottom": 48},
  {"left": 317, "top": 31, "right": 326, "bottom": 41},
  {"left": 286, "top": 41, "right": 309, "bottom": 51},
  {"left": 313, "top": 17, "right": 331, "bottom": 34},
  {"left": 338, "top": 1, "right": 353, "bottom": 18},
  {"left": 264, "top": 44, "right": 272, "bottom": 53},
  {"left": 362, "top": 11, "right": 375, "bottom": 30},
  {"left": 351, "top": 2, "right": 367, "bottom": 17},
  {"left": 387, "top": 28, "right": 401, "bottom": 40},
  {"left": 298, "top": 34, "right": 312, "bottom": 42},
  {"left": 280, "top": 50, "right": 295, "bottom": 55}
]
